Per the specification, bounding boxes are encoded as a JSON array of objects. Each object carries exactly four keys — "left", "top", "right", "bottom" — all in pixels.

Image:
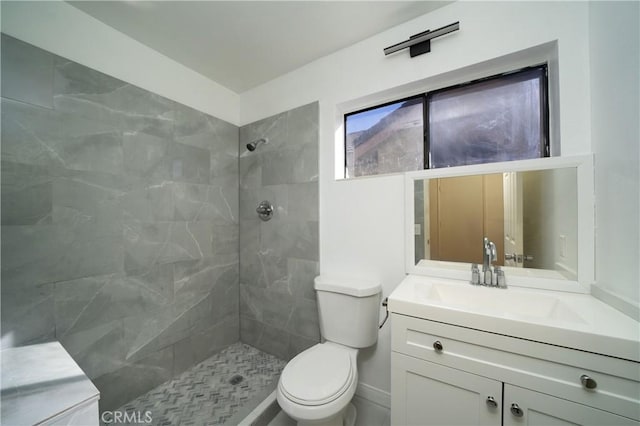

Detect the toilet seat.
[{"left": 279, "top": 344, "right": 355, "bottom": 406}]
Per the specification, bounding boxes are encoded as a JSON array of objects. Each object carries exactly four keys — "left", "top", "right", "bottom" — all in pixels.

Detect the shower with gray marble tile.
[
  {"left": 238, "top": 102, "right": 320, "bottom": 360},
  {"left": 0, "top": 33, "right": 319, "bottom": 423}
]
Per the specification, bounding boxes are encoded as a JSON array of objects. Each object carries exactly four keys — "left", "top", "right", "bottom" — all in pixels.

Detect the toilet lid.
[{"left": 279, "top": 344, "right": 354, "bottom": 406}]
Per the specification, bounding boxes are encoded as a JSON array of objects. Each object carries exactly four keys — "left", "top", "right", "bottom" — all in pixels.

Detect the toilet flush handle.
[{"left": 379, "top": 297, "right": 389, "bottom": 329}]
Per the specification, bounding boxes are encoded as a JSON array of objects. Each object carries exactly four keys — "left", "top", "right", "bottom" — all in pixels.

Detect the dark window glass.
[
  {"left": 345, "top": 97, "right": 424, "bottom": 177},
  {"left": 428, "top": 67, "right": 548, "bottom": 168},
  {"left": 343, "top": 66, "right": 549, "bottom": 178}
]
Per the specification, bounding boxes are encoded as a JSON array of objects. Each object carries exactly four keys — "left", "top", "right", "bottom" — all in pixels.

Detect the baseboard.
[
  {"left": 355, "top": 382, "right": 391, "bottom": 409},
  {"left": 591, "top": 284, "right": 640, "bottom": 322},
  {"left": 554, "top": 261, "right": 577, "bottom": 280}
]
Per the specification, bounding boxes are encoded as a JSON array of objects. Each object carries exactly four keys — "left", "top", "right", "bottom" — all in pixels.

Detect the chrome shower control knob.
[
  {"left": 510, "top": 403, "right": 524, "bottom": 417},
  {"left": 256, "top": 200, "right": 274, "bottom": 221},
  {"left": 433, "top": 340, "right": 443, "bottom": 352},
  {"left": 486, "top": 396, "right": 497, "bottom": 408},
  {"left": 580, "top": 374, "right": 597, "bottom": 390}
]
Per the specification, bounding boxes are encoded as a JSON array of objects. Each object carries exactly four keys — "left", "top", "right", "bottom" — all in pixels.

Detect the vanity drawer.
[{"left": 392, "top": 313, "right": 640, "bottom": 421}]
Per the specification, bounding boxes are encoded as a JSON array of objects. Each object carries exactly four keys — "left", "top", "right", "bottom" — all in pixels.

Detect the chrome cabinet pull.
[
  {"left": 510, "top": 403, "right": 524, "bottom": 417},
  {"left": 486, "top": 396, "right": 498, "bottom": 408},
  {"left": 580, "top": 374, "right": 597, "bottom": 390},
  {"left": 433, "top": 340, "right": 443, "bottom": 352}
]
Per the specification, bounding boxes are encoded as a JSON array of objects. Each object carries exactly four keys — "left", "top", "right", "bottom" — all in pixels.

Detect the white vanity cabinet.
[
  {"left": 392, "top": 352, "right": 502, "bottom": 425},
  {"left": 502, "top": 384, "right": 634, "bottom": 426},
  {"left": 390, "top": 313, "right": 640, "bottom": 426}
]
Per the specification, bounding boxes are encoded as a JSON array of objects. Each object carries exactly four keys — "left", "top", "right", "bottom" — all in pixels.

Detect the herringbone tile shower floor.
[{"left": 106, "top": 343, "right": 286, "bottom": 426}]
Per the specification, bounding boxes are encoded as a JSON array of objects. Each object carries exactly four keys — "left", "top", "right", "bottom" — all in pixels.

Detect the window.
[
  {"left": 344, "top": 66, "right": 549, "bottom": 178},
  {"left": 345, "top": 96, "right": 425, "bottom": 178},
  {"left": 428, "top": 67, "right": 548, "bottom": 168}
]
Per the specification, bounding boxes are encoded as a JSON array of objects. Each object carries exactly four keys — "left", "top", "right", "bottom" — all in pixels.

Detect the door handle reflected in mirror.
[
  {"left": 505, "top": 253, "right": 517, "bottom": 261},
  {"left": 505, "top": 253, "right": 534, "bottom": 263}
]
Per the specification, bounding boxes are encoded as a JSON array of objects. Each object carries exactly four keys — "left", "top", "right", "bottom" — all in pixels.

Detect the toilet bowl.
[
  {"left": 276, "top": 276, "right": 381, "bottom": 426},
  {"left": 277, "top": 342, "right": 358, "bottom": 426}
]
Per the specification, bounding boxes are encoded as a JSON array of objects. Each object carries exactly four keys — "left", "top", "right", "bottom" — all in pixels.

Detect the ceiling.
[{"left": 68, "top": 1, "right": 451, "bottom": 94}]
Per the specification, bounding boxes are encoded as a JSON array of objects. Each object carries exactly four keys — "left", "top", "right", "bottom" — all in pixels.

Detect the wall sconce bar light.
[{"left": 383, "top": 21, "right": 460, "bottom": 57}]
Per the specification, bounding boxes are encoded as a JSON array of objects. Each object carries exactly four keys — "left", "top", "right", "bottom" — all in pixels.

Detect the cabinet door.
[
  {"left": 503, "top": 384, "right": 639, "bottom": 426},
  {"left": 391, "top": 352, "right": 502, "bottom": 426}
]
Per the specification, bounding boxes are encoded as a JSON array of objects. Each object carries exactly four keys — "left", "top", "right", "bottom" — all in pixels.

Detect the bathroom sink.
[
  {"left": 425, "top": 281, "right": 586, "bottom": 324},
  {"left": 388, "top": 274, "right": 640, "bottom": 362}
]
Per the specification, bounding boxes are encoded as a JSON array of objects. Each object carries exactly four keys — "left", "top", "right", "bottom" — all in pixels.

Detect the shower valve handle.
[{"left": 256, "top": 200, "right": 274, "bottom": 221}]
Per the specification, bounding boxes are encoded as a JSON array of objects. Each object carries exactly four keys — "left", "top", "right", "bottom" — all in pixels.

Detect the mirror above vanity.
[
  {"left": 405, "top": 155, "right": 594, "bottom": 292},
  {"left": 415, "top": 168, "right": 578, "bottom": 279}
]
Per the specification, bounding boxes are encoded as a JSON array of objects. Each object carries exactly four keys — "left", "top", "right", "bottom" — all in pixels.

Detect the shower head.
[{"left": 246, "top": 138, "right": 268, "bottom": 152}]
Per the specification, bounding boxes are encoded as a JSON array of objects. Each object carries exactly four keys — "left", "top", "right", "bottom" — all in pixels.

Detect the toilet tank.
[{"left": 314, "top": 276, "right": 382, "bottom": 348}]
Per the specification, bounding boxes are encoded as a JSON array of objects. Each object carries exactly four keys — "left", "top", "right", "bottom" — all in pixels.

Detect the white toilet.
[{"left": 276, "top": 276, "right": 382, "bottom": 426}]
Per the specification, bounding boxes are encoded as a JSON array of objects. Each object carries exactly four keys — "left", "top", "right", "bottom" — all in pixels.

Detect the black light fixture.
[{"left": 383, "top": 21, "right": 460, "bottom": 57}]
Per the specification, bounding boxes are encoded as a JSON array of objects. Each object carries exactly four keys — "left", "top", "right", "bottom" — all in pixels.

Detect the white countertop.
[
  {"left": 389, "top": 274, "right": 640, "bottom": 362},
  {"left": 1, "top": 341, "right": 100, "bottom": 425}
]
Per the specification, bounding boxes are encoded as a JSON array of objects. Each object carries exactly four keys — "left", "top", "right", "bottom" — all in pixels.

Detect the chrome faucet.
[
  {"left": 482, "top": 237, "right": 496, "bottom": 270},
  {"left": 471, "top": 238, "right": 506, "bottom": 287},
  {"left": 482, "top": 237, "right": 497, "bottom": 285}
]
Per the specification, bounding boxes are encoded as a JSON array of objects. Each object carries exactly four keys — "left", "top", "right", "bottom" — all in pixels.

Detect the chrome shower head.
[{"left": 246, "top": 138, "right": 268, "bottom": 152}]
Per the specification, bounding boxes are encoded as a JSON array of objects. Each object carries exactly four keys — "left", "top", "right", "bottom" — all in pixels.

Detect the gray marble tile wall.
[
  {"left": 238, "top": 102, "right": 320, "bottom": 361},
  {"left": 0, "top": 34, "right": 240, "bottom": 410}
]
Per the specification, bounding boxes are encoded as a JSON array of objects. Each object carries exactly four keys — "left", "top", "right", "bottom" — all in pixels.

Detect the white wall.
[
  {"left": 241, "top": 1, "right": 592, "bottom": 399},
  {"left": 522, "top": 168, "right": 578, "bottom": 278},
  {"left": 589, "top": 2, "right": 640, "bottom": 319},
  {"left": 0, "top": 0, "right": 240, "bottom": 125}
]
